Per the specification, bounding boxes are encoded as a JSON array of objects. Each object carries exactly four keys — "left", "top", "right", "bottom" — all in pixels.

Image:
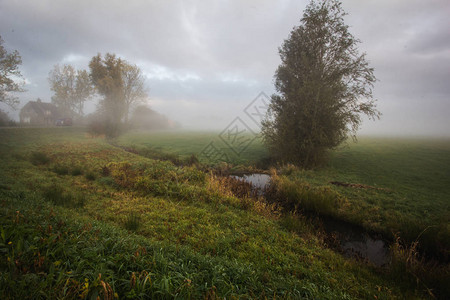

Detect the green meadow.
[
  {"left": 274, "top": 137, "right": 450, "bottom": 258},
  {"left": 117, "top": 131, "right": 450, "bottom": 257},
  {"left": 115, "top": 130, "right": 270, "bottom": 167},
  {"left": 0, "top": 127, "right": 449, "bottom": 299}
]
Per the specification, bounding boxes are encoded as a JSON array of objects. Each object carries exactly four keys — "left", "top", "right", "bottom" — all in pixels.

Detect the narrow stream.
[
  {"left": 320, "top": 217, "right": 389, "bottom": 266},
  {"left": 232, "top": 173, "right": 390, "bottom": 267},
  {"left": 231, "top": 173, "right": 271, "bottom": 193}
]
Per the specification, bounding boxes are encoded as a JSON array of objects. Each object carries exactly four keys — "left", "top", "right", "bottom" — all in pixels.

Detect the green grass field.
[
  {"left": 117, "top": 131, "right": 450, "bottom": 256},
  {"left": 0, "top": 127, "right": 448, "bottom": 299},
  {"left": 276, "top": 137, "right": 450, "bottom": 257},
  {"left": 115, "top": 130, "right": 270, "bottom": 167}
]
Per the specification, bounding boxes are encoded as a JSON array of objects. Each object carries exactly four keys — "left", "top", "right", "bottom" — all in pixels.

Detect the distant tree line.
[
  {"left": 0, "top": 39, "right": 174, "bottom": 133},
  {"left": 0, "top": 36, "right": 155, "bottom": 133}
]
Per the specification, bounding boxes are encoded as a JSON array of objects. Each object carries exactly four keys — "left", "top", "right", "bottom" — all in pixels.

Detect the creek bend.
[{"left": 231, "top": 173, "right": 390, "bottom": 267}]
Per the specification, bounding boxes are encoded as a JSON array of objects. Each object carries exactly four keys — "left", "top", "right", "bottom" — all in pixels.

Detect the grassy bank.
[
  {"left": 118, "top": 130, "right": 449, "bottom": 258},
  {"left": 0, "top": 128, "right": 446, "bottom": 298},
  {"left": 269, "top": 137, "right": 450, "bottom": 259}
]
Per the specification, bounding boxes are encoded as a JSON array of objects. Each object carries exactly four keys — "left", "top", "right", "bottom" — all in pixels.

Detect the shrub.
[
  {"left": 42, "top": 185, "right": 85, "bottom": 208},
  {"left": 279, "top": 163, "right": 299, "bottom": 176},
  {"left": 185, "top": 154, "right": 199, "bottom": 166},
  {"left": 101, "top": 166, "right": 110, "bottom": 176},
  {"left": 279, "top": 212, "right": 313, "bottom": 236},
  {"left": 53, "top": 164, "right": 69, "bottom": 175},
  {"left": 267, "top": 174, "right": 345, "bottom": 217},
  {"left": 180, "top": 166, "right": 206, "bottom": 184},
  {"left": 0, "top": 110, "right": 14, "bottom": 127},
  {"left": 107, "top": 162, "right": 138, "bottom": 188},
  {"left": 208, "top": 175, "right": 254, "bottom": 198},
  {"left": 70, "top": 165, "right": 84, "bottom": 176},
  {"left": 389, "top": 235, "right": 450, "bottom": 298},
  {"left": 215, "top": 162, "right": 231, "bottom": 176},
  {"left": 30, "top": 151, "right": 50, "bottom": 165},
  {"left": 87, "top": 118, "right": 123, "bottom": 138},
  {"left": 87, "top": 119, "right": 105, "bottom": 137},
  {"left": 125, "top": 212, "right": 141, "bottom": 231},
  {"left": 85, "top": 171, "right": 96, "bottom": 181}
]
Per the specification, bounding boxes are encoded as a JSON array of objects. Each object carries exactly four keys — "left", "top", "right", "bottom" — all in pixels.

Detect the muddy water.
[
  {"left": 320, "top": 217, "right": 390, "bottom": 266},
  {"left": 232, "top": 173, "right": 390, "bottom": 267}
]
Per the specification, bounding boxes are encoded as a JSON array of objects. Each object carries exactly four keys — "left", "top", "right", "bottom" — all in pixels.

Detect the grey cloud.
[{"left": 0, "top": 0, "right": 449, "bottom": 135}]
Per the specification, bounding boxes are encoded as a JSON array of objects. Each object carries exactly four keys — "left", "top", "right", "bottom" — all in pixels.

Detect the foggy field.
[
  {"left": 116, "top": 130, "right": 270, "bottom": 166},
  {"left": 118, "top": 130, "right": 450, "bottom": 256},
  {"left": 1, "top": 127, "right": 449, "bottom": 298}
]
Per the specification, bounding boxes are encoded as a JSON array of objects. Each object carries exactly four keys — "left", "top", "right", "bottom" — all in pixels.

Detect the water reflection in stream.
[
  {"left": 321, "top": 217, "right": 390, "bottom": 266},
  {"left": 232, "top": 173, "right": 271, "bottom": 188},
  {"left": 232, "top": 173, "right": 390, "bottom": 266}
]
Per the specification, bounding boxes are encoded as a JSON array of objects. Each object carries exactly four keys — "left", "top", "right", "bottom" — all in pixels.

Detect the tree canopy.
[
  {"left": 122, "top": 63, "right": 147, "bottom": 124},
  {"left": 48, "top": 64, "right": 93, "bottom": 118},
  {"left": 262, "top": 0, "right": 380, "bottom": 168},
  {"left": 89, "top": 53, "right": 147, "bottom": 125},
  {"left": 0, "top": 36, "right": 25, "bottom": 109}
]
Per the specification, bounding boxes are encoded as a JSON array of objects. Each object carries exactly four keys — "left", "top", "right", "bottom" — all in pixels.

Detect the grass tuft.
[
  {"left": 70, "top": 165, "right": 84, "bottom": 176},
  {"left": 389, "top": 235, "right": 450, "bottom": 298},
  {"left": 267, "top": 173, "right": 345, "bottom": 217},
  {"left": 98, "top": 176, "right": 115, "bottom": 186},
  {"left": 124, "top": 212, "right": 141, "bottom": 231},
  {"left": 85, "top": 171, "right": 96, "bottom": 181},
  {"left": 30, "top": 151, "right": 50, "bottom": 165},
  {"left": 52, "top": 164, "right": 69, "bottom": 175},
  {"left": 42, "top": 185, "right": 85, "bottom": 208}
]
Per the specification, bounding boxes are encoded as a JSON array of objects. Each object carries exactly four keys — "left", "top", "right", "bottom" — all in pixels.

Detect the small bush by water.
[
  {"left": 389, "top": 235, "right": 450, "bottom": 298},
  {"left": 267, "top": 171, "right": 345, "bottom": 217}
]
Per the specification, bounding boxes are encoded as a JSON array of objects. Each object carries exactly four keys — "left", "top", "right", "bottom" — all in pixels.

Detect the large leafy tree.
[
  {"left": 48, "top": 64, "right": 93, "bottom": 118},
  {"left": 0, "top": 36, "right": 25, "bottom": 109},
  {"left": 89, "top": 53, "right": 147, "bottom": 125},
  {"left": 262, "top": 0, "right": 380, "bottom": 167}
]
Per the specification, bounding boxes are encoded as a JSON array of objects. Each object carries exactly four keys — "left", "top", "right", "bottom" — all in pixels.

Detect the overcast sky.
[{"left": 1, "top": 0, "right": 449, "bottom": 136}]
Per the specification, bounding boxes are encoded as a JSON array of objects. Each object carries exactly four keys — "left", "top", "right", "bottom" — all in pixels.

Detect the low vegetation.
[
  {"left": 115, "top": 131, "right": 270, "bottom": 168},
  {"left": 0, "top": 127, "right": 448, "bottom": 299},
  {"left": 114, "top": 129, "right": 450, "bottom": 297},
  {"left": 270, "top": 138, "right": 450, "bottom": 261}
]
